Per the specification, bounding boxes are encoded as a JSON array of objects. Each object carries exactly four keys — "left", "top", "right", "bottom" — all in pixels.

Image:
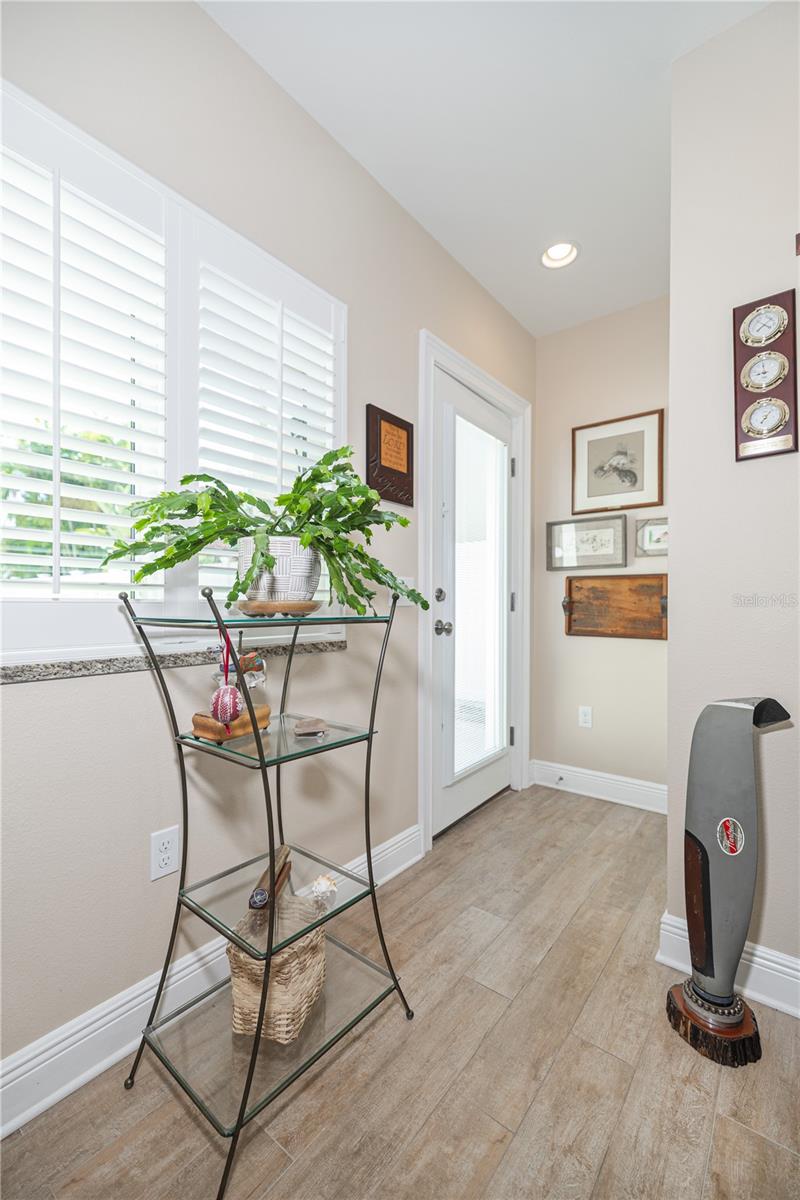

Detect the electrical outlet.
[
  {"left": 578, "top": 705, "right": 593, "bottom": 729},
  {"left": 150, "top": 826, "right": 179, "bottom": 880}
]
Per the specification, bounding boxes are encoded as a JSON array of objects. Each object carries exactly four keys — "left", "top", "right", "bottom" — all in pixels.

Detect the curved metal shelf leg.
[
  {"left": 202, "top": 591, "right": 278, "bottom": 1200},
  {"left": 119, "top": 594, "right": 191, "bottom": 1088},
  {"left": 364, "top": 596, "right": 413, "bottom": 1020},
  {"left": 275, "top": 625, "right": 299, "bottom": 847}
]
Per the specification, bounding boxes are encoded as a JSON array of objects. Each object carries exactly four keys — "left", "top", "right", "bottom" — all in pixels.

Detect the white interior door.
[{"left": 431, "top": 367, "right": 512, "bottom": 835}]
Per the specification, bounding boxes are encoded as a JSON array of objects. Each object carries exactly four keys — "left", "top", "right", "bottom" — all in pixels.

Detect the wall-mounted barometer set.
[{"left": 733, "top": 288, "right": 797, "bottom": 460}]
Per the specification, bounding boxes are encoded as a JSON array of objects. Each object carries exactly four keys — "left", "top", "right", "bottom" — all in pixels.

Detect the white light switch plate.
[{"left": 578, "top": 706, "right": 593, "bottom": 728}]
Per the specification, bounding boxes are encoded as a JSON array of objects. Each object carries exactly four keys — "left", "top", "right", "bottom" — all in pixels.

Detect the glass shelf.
[
  {"left": 134, "top": 612, "right": 390, "bottom": 629},
  {"left": 181, "top": 844, "right": 371, "bottom": 958},
  {"left": 144, "top": 936, "right": 394, "bottom": 1136},
  {"left": 176, "top": 713, "right": 372, "bottom": 769}
]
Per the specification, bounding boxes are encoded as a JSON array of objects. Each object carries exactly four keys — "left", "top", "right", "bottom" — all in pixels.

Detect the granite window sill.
[{"left": 1, "top": 639, "right": 346, "bottom": 685}]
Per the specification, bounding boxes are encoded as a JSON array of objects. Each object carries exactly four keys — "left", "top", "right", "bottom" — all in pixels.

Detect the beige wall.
[
  {"left": 668, "top": 3, "right": 800, "bottom": 957},
  {"left": 532, "top": 297, "right": 669, "bottom": 783},
  {"left": 0, "top": 1, "right": 536, "bottom": 1054}
]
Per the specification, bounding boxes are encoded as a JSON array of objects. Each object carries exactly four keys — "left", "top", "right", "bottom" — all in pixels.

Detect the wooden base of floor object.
[{"left": 666, "top": 981, "right": 761, "bottom": 1068}]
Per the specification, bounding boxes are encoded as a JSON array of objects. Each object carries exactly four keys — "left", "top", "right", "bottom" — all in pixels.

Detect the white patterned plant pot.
[{"left": 237, "top": 536, "right": 321, "bottom": 602}]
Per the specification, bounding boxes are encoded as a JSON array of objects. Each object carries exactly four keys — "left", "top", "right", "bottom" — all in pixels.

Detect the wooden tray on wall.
[{"left": 563, "top": 574, "right": 668, "bottom": 640}]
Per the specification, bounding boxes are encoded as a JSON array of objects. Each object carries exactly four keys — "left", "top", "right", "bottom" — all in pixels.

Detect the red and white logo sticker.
[{"left": 717, "top": 817, "right": 745, "bottom": 856}]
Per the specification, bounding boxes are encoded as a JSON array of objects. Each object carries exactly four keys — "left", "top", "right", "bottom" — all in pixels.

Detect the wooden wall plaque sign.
[
  {"left": 733, "top": 288, "right": 797, "bottom": 461},
  {"left": 563, "top": 574, "right": 668, "bottom": 640},
  {"left": 366, "top": 404, "right": 414, "bottom": 506}
]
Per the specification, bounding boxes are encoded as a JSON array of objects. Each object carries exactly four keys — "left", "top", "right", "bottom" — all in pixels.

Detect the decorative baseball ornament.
[
  {"left": 666, "top": 696, "right": 790, "bottom": 1067},
  {"left": 211, "top": 684, "right": 244, "bottom": 727},
  {"left": 209, "top": 632, "right": 244, "bottom": 731}
]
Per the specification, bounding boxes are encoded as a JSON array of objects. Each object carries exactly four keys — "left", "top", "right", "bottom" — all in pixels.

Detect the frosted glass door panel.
[{"left": 451, "top": 415, "right": 508, "bottom": 778}]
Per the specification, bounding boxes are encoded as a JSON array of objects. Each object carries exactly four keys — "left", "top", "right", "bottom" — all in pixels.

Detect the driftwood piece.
[{"left": 251, "top": 844, "right": 291, "bottom": 903}]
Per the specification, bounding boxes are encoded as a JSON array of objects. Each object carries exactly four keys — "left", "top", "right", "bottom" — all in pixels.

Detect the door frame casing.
[{"left": 417, "top": 331, "right": 532, "bottom": 853}]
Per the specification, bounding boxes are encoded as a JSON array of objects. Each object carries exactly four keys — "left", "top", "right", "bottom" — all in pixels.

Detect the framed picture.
[
  {"left": 366, "top": 404, "right": 413, "bottom": 506},
  {"left": 546, "top": 514, "right": 627, "bottom": 571},
  {"left": 572, "top": 409, "right": 664, "bottom": 514},
  {"left": 636, "top": 518, "right": 669, "bottom": 557}
]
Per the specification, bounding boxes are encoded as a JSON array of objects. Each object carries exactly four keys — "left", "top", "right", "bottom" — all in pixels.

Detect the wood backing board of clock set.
[{"left": 733, "top": 288, "right": 797, "bottom": 461}]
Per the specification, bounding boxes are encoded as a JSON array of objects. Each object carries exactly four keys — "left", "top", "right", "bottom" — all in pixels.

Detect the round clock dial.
[
  {"left": 739, "top": 304, "right": 788, "bottom": 347},
  {"left": 741, "top": 397, "right": 790, "bottom": 438},
  {"left": 740, "top": 351, "right": 789, "bottom": 393}
]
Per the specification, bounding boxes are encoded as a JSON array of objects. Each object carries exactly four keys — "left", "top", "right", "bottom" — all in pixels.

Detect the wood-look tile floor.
[{"left": 4, "top": 787, "right": 799, "bottom": 1200}]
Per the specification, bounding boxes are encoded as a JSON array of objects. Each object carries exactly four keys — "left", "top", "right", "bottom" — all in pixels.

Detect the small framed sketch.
[
  {"left": 636, "top": 518, "right": 668, "bottom": 557},
  {"left": 546, "top": 514, "right": 627, "bottom": 571},
  {"left": 572, "top": 409, "right": 664, "bottom": 515}
]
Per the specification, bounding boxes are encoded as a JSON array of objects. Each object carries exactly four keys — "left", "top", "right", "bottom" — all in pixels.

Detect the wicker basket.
[{"left": 226, "top": 894, "right": 326, "bottom": 1044}]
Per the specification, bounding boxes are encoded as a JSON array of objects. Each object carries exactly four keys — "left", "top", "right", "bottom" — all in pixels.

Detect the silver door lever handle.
[{"left": 434, "top": 620, "right": 453, "bottom": 636}]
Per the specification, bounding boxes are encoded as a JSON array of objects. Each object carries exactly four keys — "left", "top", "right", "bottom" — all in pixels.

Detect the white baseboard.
[
  {"left": 529, "top": 759, "right": 667, "bottom": 815},
  {"left": 0, "top": 936, "right": 229, "bottom": 1140},
  {"left": 0, "top": 823, "right": 423, "bottom": 1138},
  {"left": 346, "top": 822, "right": 424, "bottom": 885},
  {"left": 657, "top": 912, "right": 800, "bottom": 1018}
]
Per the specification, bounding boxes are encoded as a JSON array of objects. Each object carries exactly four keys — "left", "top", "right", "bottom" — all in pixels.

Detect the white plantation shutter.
[
  {"left": 1, "top": 146, "right": 167, "bottom": 601},
  {"left": 1, "top": 150, "right": 55, "bottom": 595},
  {"left": 194, "top": 226, "right": 340, "bottom": 598},
  {"left": 198, "top": 266, "right": 281, "bottom": 492},
  {"left": 57, "top": 183, "right": 166, "bottom": 597},
  {"left": 197, "top": 265, "right": 281, "bottom": 590},
  {"left": 281, "top": 310, "right": 337, "bottom": 489}
]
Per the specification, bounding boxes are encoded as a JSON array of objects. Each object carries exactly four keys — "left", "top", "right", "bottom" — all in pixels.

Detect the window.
[{"left": 0, "top": 87, "right": 346, "bottom": 662}]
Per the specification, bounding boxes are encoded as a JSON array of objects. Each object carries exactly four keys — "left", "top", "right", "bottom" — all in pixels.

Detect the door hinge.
[
  {"left": 510, "top": 591, "right": 516, "bottom": 612},
  {"left": 509, "top": 726, "right": 515, "bottom": 746},
  {"left": 510, "top": 456, "right": 516, "bottom": 478}
]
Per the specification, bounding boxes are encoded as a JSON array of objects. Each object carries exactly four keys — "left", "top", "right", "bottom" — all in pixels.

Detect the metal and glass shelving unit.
[{"left": 120, "top": 587, "right": 412, "bottom": 1200}]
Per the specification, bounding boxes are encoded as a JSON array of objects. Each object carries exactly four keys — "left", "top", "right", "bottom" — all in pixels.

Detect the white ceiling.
[{"left": 202, "top": 1, "right": 763, "bottom": 337}]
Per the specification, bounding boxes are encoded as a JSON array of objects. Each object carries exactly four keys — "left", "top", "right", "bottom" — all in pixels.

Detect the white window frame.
[{"left": 1, "top": 84, "right": 347, "bottom": 666}]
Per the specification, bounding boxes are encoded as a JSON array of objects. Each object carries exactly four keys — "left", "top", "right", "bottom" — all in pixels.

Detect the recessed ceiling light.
[{"left": 541, "top": 242, "right": 579, "bottom": 270}]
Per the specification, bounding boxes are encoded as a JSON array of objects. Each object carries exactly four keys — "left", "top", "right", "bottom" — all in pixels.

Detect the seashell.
[{"left": 310, "top": 873, "right": 338, "bottom": 904}]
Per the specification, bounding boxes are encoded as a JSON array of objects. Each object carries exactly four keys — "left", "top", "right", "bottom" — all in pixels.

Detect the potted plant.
[{"left": 103, "top": 446, "right": 429, "bottom": 614}]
